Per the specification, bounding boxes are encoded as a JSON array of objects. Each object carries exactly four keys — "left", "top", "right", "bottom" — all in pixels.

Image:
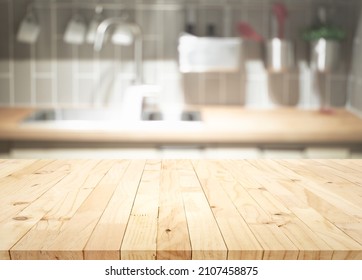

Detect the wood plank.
[
  {"left": 35, "top": 160, "right": 130, "bottom": 260},
  {"left": 156, "top": 160, "right": 191, "bottom": 260},
  {"left": 278, "top": 161, "right": 362, "bottom": 221},
  {"left": 316, "top": 159, "right": 362, "bottom": 174},
  {"left": 0, "top": 158, "right": 361, "bottom": 260},
  {"left": 84, "top": 160, "right": 146, "bottom": 260},
  {"left": 247, "top": 160, "right": 362, "bottom": 259},
  {"left": 253, "top": 160, "right": 362, "bottom": 221},
  {"left": 0, "top": 159, "right": 37, "bottom": 178},
  {"left": 0, "top": 160, "right": 54, "bottom": 204},
  {"left": 268, "top": 162, "right": 362, "bottom": 244},
  {"left": 10, "top": 160, "right": 116, "bottom": 260},
  {"left": 0, "top": 160, "right": 86, "bottom": 259},
  {"left": 178, "top": 160, "right": 227, "bottom": 260},
  {"left": 121, "top": 161, "right": 160, "bottom": 260},
  {"left": 312, "top": 160, "right": 362, "bottom": 187},
  {"left": 275, "top": 161, "right": 362, "bottom": 246},
  {"left": 192, "top": 160, "right": 263, "bottom": 260},
  {"left": 288, "top": 160, "right": 362, "bottom": 209},
  {"left": 221, "top": 161, "right": 303, "bottom": 259}
]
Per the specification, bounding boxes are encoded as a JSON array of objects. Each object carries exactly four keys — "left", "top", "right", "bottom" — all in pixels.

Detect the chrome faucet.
[{"left": 94, "top": 18, "right": 143, "bottom": 84}]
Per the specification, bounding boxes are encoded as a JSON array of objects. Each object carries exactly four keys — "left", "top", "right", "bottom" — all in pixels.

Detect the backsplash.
[
  {"left": 348, "top": 5, "right": 362, "bottom": 115},
  {"left": 0, "top": 0, "right": 360, "bottom": 108}
]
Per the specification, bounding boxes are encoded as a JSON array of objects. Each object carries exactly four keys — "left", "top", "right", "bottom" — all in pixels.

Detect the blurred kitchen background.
[
  {"left": 1, "top": 0, "right": 362, "bottom": 159},
  {"left": 1, "top": 0, "right": 361, "bottom": 109}
]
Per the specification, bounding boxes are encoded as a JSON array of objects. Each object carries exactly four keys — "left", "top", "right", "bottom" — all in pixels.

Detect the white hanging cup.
[
  {"left": 17, "top": 8, "right": 40, "bottom": 44},
  {"left": 64, "top": 14, "right": 86, "bottom": 45}
]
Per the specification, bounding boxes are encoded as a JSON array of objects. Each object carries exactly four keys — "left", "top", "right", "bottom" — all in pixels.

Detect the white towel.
[{"left": 178, "top": 34, "right": 242, "bottom": 73}]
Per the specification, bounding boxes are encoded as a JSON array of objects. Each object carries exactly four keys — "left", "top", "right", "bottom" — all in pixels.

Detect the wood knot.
[
  {"left": 13, "top": 216, "right": 29, "bottom": 221},
  {"left": 12, "top": 201, "right": 28, "bottom": 206},
  {"left": 165, "top": 229, "right": 172, "bottom": 233}
]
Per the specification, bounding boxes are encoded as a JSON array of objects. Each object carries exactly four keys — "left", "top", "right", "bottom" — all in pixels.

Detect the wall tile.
[
  {"left": 0, "top": 60, "right": 9, "bottom": 75},
  {"left": 288, "top": 75, "right": 300, "bottom": 106},
  {"left": 57, "top": 61, "right": 74, "bottom": 105},
  {"left": 330, "top": 76, "right": 347, "bottom": 107},
  {"left": 198, "top": 7, "right": 223, "bottom": 37},
  {"left": 35, "top": 7, "right": 52, "bottom": 73},
  {"left": 203, "top": 73, "right": 221, "bottom": 105},
  {"left": 224, "top": 72, "right": 245, "bottom": 106},
  {"left": 0, "top": 78, "right": 10, "bottom": 105},
  {"left": 183, "top": 73, "right": 200, "bottom": 104},
  {"left": 78, "top": 45, "right": 95, "bottom": 74},
  {"left": 13, "top": 0, "right": 32, "bottom": 60},
  {"left": 138, "top": 9, "right": 163, "bottom": 37},
  {"left": 163, "top": 9, "right": 183, "bottom": 60},
  {"left": 14, "top": 60, "right": 32, "bottom": 104},
  {"left": 143, "top": 38, "right": 158, "bottom": 60},
  {"left": 0, "top": 1, "right": 10, "bottom": 63},
  {"left": 36, "top": 78, "right": 53, "bottom": 105},
  {"left": 78, "top": 78, "right": 95, "bottom": 105}
]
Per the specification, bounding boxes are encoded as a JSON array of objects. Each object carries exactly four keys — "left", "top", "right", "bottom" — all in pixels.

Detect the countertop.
[
  {"left": 1, "top": 107, "right": 362, "bottom": 145},
  {"left": 0, "top": 159, "right": 361, "bottom": 260}
]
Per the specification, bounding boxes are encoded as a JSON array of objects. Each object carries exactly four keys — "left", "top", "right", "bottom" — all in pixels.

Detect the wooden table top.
[{"left": 0, "top": 159, "right": 361, "bottom": 260}]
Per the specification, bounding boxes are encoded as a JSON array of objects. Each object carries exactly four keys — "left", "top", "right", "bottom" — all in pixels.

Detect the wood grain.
[
  {"left": 84, "top": 160, "right": 145, "bottom": 260},
  {"left": 0, "top": 159, "right": 361, "bottom": 260},
  {"left": 219, "top": 160, "right": 299, "bottom": 259},
  {"left": 179, "top": 160, "right": 227, "bottom": 260},
  {"left": 156, "top": 160, "right": 191, "bottom": 260},
  {"left": 120, "top": 161, "right": 161, "bottom": 260},
  {"left": 192, "top": 160, "right": 263, "bottom": 259},
  {"left": 10, "top": 160, "right": 114, "bottom": 260}
]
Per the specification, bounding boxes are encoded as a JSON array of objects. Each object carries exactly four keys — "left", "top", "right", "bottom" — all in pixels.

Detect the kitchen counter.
[
  {"left": 1, "top": 107, "right": 362, "bottom": 145},
  {"left": 0, "top": 159, "right": 361, "bottom": 260}
]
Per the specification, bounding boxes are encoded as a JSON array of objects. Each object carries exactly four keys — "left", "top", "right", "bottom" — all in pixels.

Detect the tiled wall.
[
  {"left": 0, "top": 0, "right": 360, "bottom": 108},
  {"left": 348, "top": 5, "right": 362, "bottom": 115}
]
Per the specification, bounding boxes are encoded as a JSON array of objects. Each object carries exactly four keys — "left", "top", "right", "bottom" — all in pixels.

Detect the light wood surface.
[
  {"left": 2, "top": 107, "right": 362, "bottom": 144},
  {"left": 0, "top": 159, "right": 361, "bottom": 260}
]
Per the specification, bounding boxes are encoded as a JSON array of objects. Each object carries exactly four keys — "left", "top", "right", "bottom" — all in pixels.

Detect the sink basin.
[
  {"left": 141, "top": 110, "right": 202, "bottom": 121},
  {"left": 22, "top": 108, "right": 202, "bottom": 126},
  {"left": 23, "top": 108, "right": 124, "bottom": 122}
]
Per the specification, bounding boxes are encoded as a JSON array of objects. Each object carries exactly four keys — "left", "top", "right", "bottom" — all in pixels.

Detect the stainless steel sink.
[
  {"left": 141, "top": 110, "right": 202, "bottom": 121},
  {"left": 23, "top": 108, "right": 124, "bottom": 122},
  {"left": 22, "top": 108, "right": 202, "bottom": 125}
]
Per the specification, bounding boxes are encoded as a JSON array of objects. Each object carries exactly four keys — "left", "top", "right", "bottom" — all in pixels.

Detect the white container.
[
  {"left": 265, "top": 38, "right": 294, "bottom": 72},
  {"left": 178, "top": 34, "right": 242, "bottom": 73},
  {"left": 17, "top": 10, "right": 40, "bottom": 44},
  {"left": 64, "top": 14, "right": 86, "bottom": 45}
]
